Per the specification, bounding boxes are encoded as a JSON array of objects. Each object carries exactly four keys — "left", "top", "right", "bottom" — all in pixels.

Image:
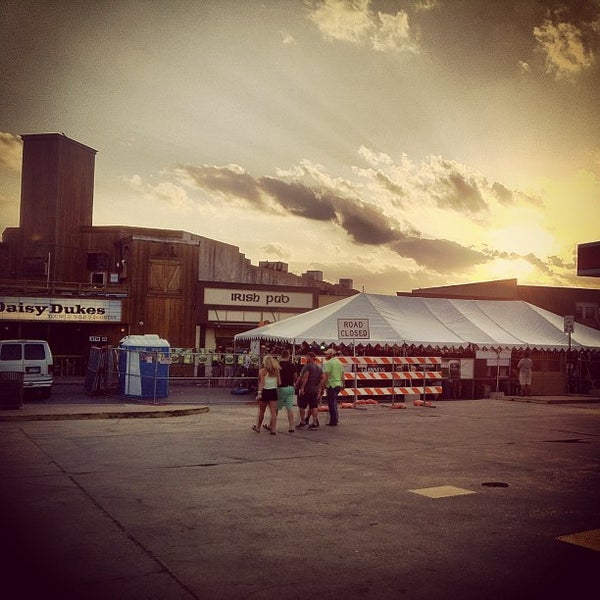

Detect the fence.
[
  {"left": 82, "top": 346, "right": 261, "bottom": 400},
  {"left": 302, "top": 355, "right": 442, "bottom": 404}
]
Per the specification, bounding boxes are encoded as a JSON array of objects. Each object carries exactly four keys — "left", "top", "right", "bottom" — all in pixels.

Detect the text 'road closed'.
[{"left": 337, "top": 318, "right": 370, "bottom": 340}]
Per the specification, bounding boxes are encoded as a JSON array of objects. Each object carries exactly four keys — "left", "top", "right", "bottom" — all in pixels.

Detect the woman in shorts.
[{"left": 252, "top": 355, "right": 280, "bottom": 435}]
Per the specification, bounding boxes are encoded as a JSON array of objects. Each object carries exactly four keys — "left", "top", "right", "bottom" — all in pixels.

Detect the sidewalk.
[
  {"left": 1, "top": 377, "right": 598, "bottom": 422},
  {"left": 0, "top": 378, "right": 245, "bottom": 421}
]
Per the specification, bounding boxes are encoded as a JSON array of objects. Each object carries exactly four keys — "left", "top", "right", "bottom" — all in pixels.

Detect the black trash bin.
[{"left": 0, "top": 371, "right": 24, "bottom": 409}]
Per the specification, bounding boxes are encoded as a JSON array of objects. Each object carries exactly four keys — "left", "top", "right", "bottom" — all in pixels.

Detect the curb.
[
  {"left": 0, "top": 405, "right": 210, "bottom": 422},
  {"left": 502, "top": 396, "right": 600, "bottom": 405}
]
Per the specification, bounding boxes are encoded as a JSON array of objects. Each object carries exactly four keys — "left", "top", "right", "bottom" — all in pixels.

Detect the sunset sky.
[{"left": 1, "top": 0, "right": 599, "bottom": 294}]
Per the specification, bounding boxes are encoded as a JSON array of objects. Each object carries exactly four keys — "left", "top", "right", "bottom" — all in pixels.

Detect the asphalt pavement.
[{"left": 0, "top": 381, "right": 599, "bottom": 599}]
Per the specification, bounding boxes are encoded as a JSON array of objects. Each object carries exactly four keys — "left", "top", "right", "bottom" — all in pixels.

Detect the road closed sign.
[{"left": 337, "top": 318, "right": 370, "bottom": 340}]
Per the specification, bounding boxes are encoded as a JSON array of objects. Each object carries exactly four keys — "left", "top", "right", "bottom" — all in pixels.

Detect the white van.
[{"left": 0, "top": 339, "right": 54, "bottom": 397}]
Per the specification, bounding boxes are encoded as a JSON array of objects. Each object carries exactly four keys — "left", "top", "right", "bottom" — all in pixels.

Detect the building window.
[
  {"left": 91, "top": 272, "right": 106, "bottom": 285},
  {"left": 575, "top": 303, "right": 598, "bottom": 320},
  {"left": 23, "top": 256, "right": 47, "bottom": 277},
  {"left": 86, "top": 253, "right": 109, "bottom": 271}
]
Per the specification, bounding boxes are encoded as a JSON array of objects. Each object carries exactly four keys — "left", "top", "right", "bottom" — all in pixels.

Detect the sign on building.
[{"left": 0, "top": 296, "right": 122, "bottom": 322}]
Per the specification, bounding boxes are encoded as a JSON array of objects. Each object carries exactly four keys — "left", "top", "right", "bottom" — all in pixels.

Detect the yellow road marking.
[
  {"left": 557, "top": 529, "right": 600, "bottom": 552},
  {"left": 409, "top": 485, "right": 476, "bottom": 498}
]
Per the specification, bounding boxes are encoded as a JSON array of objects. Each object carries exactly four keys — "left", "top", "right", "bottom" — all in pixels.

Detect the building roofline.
[{"left": 20, "top": 132, "right": 98, "bottom": 154}]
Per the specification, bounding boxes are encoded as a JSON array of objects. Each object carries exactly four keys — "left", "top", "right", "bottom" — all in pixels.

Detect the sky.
[{"left": 1, "top": 0, "right": 599, "bottom": 294}]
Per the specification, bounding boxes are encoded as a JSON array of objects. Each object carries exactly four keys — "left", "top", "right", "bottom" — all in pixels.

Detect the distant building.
[
  {"left": 398, "top": 279, "right": 600, "bottom": 331},
  {"left": 577, "top": 241, "right": 600, "bottom": 277},
  {"left": 0, "top": 133, "right": 357, "bottom": 373}
]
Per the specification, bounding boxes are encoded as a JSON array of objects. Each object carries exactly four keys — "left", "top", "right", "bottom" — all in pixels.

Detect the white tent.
[{"left": 234, "top": 292, "right": 600, "bottom": 351}]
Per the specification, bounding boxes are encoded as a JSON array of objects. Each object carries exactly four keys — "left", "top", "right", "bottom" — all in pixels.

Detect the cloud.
[
  {"left": 419, "top": 157, "right": 487, "bottom": 213},
  {"left": 0, "top": 132, "right": 23, "bottom": 171},
  {"left": 260, "top": 243, "right": 291, "bottom": 260},
  {"left": 414, "top": 0, "right": 438, "bottom": 12},
  {"left": 358, "top": 144, "right": 393, "bottom": 166},
  {"left": 306, "top": 0, "right": 417, "bottom": 53},
  {"left": 259, "top": 176, "right": 400, "bottom": 244},
  {"left": 441, "top": 172, "right": 486, "bottom": 212},
  {"left": 390, "top": 237, "right": 491, "bottom": 271},
  {"left": 281, "top": 31, "right": 296, "bottom": 45},
  {"left": 180, "top": 164, "right": 264, "bottom": 206},
  {"left": 258, "top": 177, "right": 336, "bottom": 220},
  {"left": 491, "top": 182, "right": 515, "bottom": 205},
  {"left": 176, "top": 154, "right": 500, "bottom": 273},
  {"left": 533, "top": 19, "right": 595, "bottom": 79},
  {"left": 145, "top": 142, "right": 583, "bottom": 287},
  {"left": 126, "top": 173, "right": 193, "bottom": 211},
  {"left": 333, "top": 195, "right": 399, "bottom": 244}
]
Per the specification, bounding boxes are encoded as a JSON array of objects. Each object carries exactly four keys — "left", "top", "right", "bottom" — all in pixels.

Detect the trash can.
[
  {"left": 0, "top": 371, "right": 24, "bottom": 409},
  {"left": 118, "top": 335, "right": 170, "bottom": 399}
]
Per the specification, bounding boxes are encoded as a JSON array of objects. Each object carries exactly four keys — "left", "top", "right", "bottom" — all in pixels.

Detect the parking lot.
[{"left": 1, "top": 391, "right": 599, "bottom": 599}]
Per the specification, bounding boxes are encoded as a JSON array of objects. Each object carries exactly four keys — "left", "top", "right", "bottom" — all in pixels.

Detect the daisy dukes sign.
[
  {"left": 0, "top": 297, "right": 122, "bottom": 322},
  {"left": 337, "top": 318, "right": 370, "bottom": 340}
]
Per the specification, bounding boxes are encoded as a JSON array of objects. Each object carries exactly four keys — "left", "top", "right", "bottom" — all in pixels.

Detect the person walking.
[
  {"left": 252, "top": 355, "right": 280, "bottom": 435},
  {"left": 296, "top": 351, "right": 322, "bottom": 430},
  {"left": 517, "top": 350, "right": 533, "bottom": 397},
  {"left": 276, "top": 349, "right": 297, "bottom": 433},
  {"left": 321, "top": 348, "right": 344, "bottom": 426}
]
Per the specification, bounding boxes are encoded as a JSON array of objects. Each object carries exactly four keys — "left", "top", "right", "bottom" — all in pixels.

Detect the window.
[
  {"left": 91, "top": 272, "right": 106, "bottom": 285},
  {"left": 23, "top": 256, "right": 47, "bottom": 276},
  {"left": 24, "top": 344, "right": 46, "bottom": 360},
  {"left": 0, "top": 343, "right": 22, "bottom": 360},
  {"left": 575, "top": 303, "right": 598, "bottom": 320},
  {"left": 86, "top": 253, "right": 109, "bottom": 271}
]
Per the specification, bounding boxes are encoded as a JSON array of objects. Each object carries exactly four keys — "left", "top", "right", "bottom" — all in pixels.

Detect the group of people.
[{"left": 252, "top": 348, "right": 344, "bottom": 435}]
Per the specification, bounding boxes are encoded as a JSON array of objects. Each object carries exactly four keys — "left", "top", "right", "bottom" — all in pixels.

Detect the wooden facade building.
[{"left": 0, "top": 133, "right": 356, "bottom": 370}]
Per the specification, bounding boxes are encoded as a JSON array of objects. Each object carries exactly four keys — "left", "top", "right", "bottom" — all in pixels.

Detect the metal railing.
[{"left": 0, "top": 279, "right": 129, "bottom": 297}]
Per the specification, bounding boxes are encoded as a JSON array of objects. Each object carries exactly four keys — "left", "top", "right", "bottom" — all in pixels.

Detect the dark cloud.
[
  {"left": 521, "top": 252, "right": 556, "bottom": 276},
  {"left": 181, "top": 165, "right": 263, "bottom": 205},
  {"left": 420, "top": 160, "right": 488, "bottom": 213},
  {"left": 492, "top": 181, "right": 515, "bottom": 205},
  {"left": 259, "top": 177, "right": 400, "bottom": 245},
  {"left": 333, "top": 196, "right": 400, "bottom": 245},
  {"left": 547, "top": 254, "right": 569, "bottom": 269},
  {"left": 442, "top": 172, "right": 487, "bottom": 212},
  {"left": 390, "top": 237, "right": 491, "bottom": 271},
  {"left": 542, "top": 0, "right": 600, "bottom": 31},
  {"left": 258, "top": 177, "right": 336, "bottom": 220},
  {"left": 184, "top": 162, "right": 496, "bottom": 272}
]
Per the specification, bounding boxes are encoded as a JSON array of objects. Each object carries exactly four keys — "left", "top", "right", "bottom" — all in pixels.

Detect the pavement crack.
[{"left": 19, "top": 429, "right": 200, "bottom": 600}]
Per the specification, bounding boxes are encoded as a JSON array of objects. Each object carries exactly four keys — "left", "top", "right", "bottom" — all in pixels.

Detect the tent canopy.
[{"left": 234, "top": 293, "right": 600, "bottom": 351}]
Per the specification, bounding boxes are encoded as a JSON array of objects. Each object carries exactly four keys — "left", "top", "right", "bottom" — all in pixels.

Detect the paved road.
[{"left": 1, "top": 394, "right": 599, "bottom": 599}]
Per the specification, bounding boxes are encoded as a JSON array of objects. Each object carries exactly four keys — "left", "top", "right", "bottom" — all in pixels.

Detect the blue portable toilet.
[{"left": 118, "top": 334, "right": 170, "bottom": 398}]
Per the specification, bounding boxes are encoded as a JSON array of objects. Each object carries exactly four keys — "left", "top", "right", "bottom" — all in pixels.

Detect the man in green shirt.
[{"left": 321, "top": 348, "right": 344, "bottom": 426}]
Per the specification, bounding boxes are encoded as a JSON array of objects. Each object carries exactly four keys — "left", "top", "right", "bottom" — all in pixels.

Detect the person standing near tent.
[
  {"left": 321, "top": 348, "right": 344, "bottom": 426},
  {"left": 253, "top": 355, "right": 280, "bottom": 435},
  {"left": 297, "top": 351, "right": 322, "bottom": 429},
  {"left": 274, "top": 349, "right": 297, "bottom": 433},
  {"left": 517, "top": 351, "right": 533, "bottom": 396}
]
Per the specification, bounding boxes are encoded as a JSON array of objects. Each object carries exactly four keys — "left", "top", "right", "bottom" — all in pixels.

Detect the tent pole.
[
  {"left": 353, "top": 342, "right": 357, "bottom": 402},
  {"left": 495, "top": 348, "right": 500, "bottom": 393}
]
